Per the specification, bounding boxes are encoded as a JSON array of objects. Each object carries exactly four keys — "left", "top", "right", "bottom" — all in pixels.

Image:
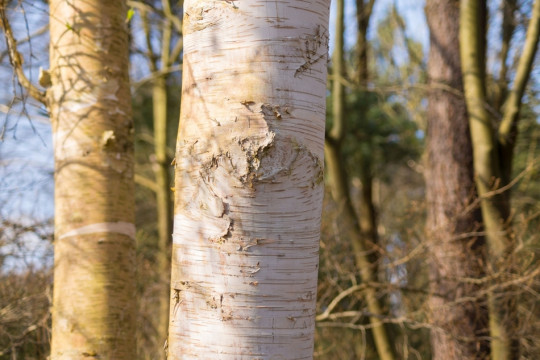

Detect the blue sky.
[
  {"left": 0, "top": 0, "right": 430, "bottom": 220},
  {"left": 4, "top": 0, "right": 539, "bottom": 269},
  {"left": 330, "top": 0, "right": 428, "bottom": 53}
]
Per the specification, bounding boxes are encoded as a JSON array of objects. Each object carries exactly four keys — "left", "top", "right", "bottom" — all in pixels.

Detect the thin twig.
[{"left": 0, "top": 2, "right": 46, "bottom": 104}]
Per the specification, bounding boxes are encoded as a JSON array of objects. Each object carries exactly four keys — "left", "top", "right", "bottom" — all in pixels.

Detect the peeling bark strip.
[
  {"left": 49, "top": 1, "right": 136, "bottom": 359},
  {"left": 169, "top": 1, "right": 330, "bottom": 358}
]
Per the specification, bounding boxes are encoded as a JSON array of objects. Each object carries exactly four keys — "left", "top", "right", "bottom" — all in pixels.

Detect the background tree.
[
  {"left": 1, "top": 0, "right": 138, "bottom": 357},
  {"left": 48, "top": 1, "right": 136, "bottom": 358},
  {"left": 460, "top": 0, "right": 540, "bottom": 358},
  {"left": 128, "top": 1, "right": 183, "bottom": 355},
  {"left": 0, "top": 218, "right": 52, "bottom": 358},
  {"left": 324, "top": 0, "right": 395, "bottom": 358},
  {"left": 1, "top": 0, "right": 539, "bottom": 359},
  {"left": 424, "top": 0, "right": 489, "bottom": 358}
]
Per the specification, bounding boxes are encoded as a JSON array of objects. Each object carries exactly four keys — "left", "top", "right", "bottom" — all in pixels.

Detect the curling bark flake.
[
  {"left": 168, "top": 0, "right": 330, "bottom": 358},
  {"left": 48, "top": 1, "right": 136, "bottom": 359}
]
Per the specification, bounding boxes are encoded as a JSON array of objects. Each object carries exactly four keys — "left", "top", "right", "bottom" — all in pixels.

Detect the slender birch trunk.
[
  {"left": 324, "top": 145, "right": 396, "bottom": 360},
  {"left": 355, "top": 0, "right": 383, "bottom": 331},
  {"left": 353, "top": 0, "right": 381, "bottom": 282},
  {"left": 354, "top": 0, "right": 376, "bottom": 251},
  {"left": 153, "top": 73, "right": 173, "bottom": 353},
  {"left": 460, "top": 1, "right": 540, "bottom": 359},
  {"left": 48, "top": 1, "right": 136, "bottom": 358},
  {"left": 154, "top": 5, "right": 175, "bottom": 348},
  {"left": 168, "top": 1, "right": 330, "bottom": 358},
  {"left": 425, "top": 1, "right": 489, "bottom": 358},
  {"left": 139, "top": 2, "right": 177, "bottom": 350},
  {"left": 325, "top": 0, "right": 395, "bottom": 359}
]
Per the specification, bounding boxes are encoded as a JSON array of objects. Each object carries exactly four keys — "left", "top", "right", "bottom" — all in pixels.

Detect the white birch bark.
[{"left": 168, "top": 1, "right": 330, "bottom": 358}]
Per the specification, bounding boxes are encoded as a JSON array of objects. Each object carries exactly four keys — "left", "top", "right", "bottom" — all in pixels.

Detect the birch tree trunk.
[
  {"left": 167, "top": 1, "right": 330, "bottom": 358},
  {"left": 425, "top": 0, "right": 489, "bottom": 358},
  {"left": 153, "top": 73, "right": 173, "bottom": 354},
  {"left": 153, "top": 4, "right": 176, "bottom": 348},
  {"left": 325, "top": 0, "right": 395, "bottom": 358},
  {"left": 354, "top": 0, "right": 377, "bottom": 257},
  {"left": 48, "top": 1, "right": 136, "bottom": 358},
  {"left": 137, "top": 1, "right": 179, "bottom": 351},
  {"left": 460, "top": 0, "right": 540, "bottom": 358},
  {"left": 353, "top": 5, "right": 393, "bottom": 356}
]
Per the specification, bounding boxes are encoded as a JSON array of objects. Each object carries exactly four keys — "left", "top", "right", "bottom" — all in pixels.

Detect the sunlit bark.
[
  {"left": 48, "top": 1, "right": 136, "bottom": 358},
  {"left": 168, "top": 0, "right": 330, "bottom": 358}
]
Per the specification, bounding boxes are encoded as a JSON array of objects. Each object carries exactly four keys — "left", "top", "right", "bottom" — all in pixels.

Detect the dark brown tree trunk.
[
  {"left": 356, "top": 0, "right": 370, "bottom": 85},
  {"left": 425, "top": 0, "right": 489, "bottom": 358},
  {"left": 355, "top": 0, "right": 379, "bottom": 274}
]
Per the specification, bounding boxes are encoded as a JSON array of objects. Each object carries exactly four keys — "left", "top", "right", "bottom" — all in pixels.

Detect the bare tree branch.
[
  {"left": 498, "top": 0, "right": 540, "bottom": 148},
  {"left": 0, "top": 23, "right": 47, "bottom": 63},
  {"left": 0, "top": 2, "right": 46, "bottom": 105},
  {"left": 135, "top": 174, "right": 159, "bottom": 193}
]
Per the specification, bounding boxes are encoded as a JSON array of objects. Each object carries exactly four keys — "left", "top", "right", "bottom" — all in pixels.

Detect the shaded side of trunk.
[
  {"left": 49, "top": 1, "right": 136, "bottom": 359},
  {"left": 168, "top": 1, "right": 330, "bottom": 358},
  {"left": 152, "top": 74, "right": 172, "bottom": 352},
  {"left": 425, "top": 0, "right": 489, "bottom": 358}
]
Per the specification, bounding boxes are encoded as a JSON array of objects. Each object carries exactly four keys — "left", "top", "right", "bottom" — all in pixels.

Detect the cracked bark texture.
[
  {"left": 49, "top": 1, "right": 136, "bottom": 359},
  {"left": 168, "top": 1, "right": 330, "bottom": 358},
  {"left": 425, "top": 0, "right": 489, "bottom": 358}
]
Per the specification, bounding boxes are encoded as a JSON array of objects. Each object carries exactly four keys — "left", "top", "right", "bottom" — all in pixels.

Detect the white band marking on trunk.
[{"left": 59, "top": 222, "right": 136, "bottom": 240}]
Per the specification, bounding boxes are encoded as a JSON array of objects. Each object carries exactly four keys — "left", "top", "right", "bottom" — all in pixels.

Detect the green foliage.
[
  {"left": 342, "top": 90, "right": 422, "bottom": 182},
  {"left": 126, "top": 8, "right": 135, "bottom": 24},
  {"left": 371, "top": 6, "right": 425, "bottom": 84}
]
